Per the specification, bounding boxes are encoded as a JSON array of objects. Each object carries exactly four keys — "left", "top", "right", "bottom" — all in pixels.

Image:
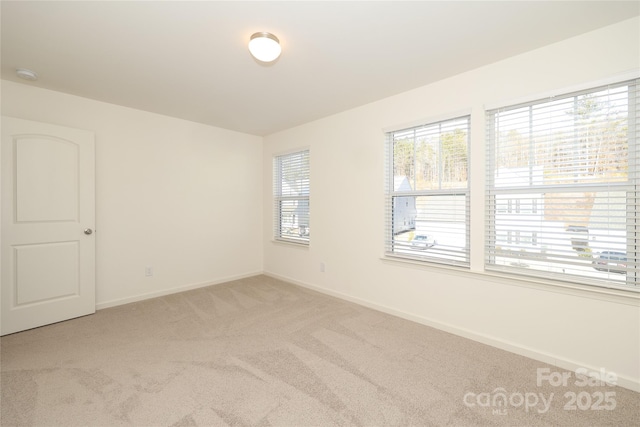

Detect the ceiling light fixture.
[
  {"left": 16, "top": 68, "right": 38, "bottom": 81},
  {"left": 248, "top": 32, "right": 281, "bottom": 63}
]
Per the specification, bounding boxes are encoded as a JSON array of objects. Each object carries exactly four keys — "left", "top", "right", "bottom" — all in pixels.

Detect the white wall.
[
  {"left": 263, "top": 18, "right": 640, "bottom": 390},
  {"left": 2, "top": 81, "right": 263, "bottom": 307}
]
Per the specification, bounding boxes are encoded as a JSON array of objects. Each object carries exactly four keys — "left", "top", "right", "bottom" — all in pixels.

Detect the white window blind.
[
  {"left": 273, "top": 150, "right": 310, "bottom": 244},
  {"left": 385, "top": 116, "right": 470, "bottom": 267},
  {"left": 486, "top": 79, "right": 638, "bottom": 289}
]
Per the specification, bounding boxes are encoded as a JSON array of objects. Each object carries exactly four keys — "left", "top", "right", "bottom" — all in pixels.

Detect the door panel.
[
  {"left": 16, "top": 136, "right": 79, "bottom": 222},
  {"left": 1, "top": 117, "right": 95, "bottom": 335},
  {"left": 15, "top": 242, "right": 79, "bottom": 305}
]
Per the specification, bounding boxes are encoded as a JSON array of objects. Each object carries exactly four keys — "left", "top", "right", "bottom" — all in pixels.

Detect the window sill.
[
  {"left": 380, "top": 254, "right": 640, "bottom": 306},
  {"left": 271, "top": 238, "right": 309, "bottom": 249}
]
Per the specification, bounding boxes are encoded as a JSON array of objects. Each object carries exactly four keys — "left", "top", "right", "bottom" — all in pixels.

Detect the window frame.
[
  {"left": 485, "top": 79, "right": 638, "bottom": 290},
  {"left": 384, "top": 115, "right": 471, "bottom": 268},
  {"left": 273, "top": 149, "right": 310, "bottom": 245}
]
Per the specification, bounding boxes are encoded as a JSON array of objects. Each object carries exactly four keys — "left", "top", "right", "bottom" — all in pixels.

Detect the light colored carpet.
[{"left": 1, "top": 275, "right": 638, "bottom": 426}]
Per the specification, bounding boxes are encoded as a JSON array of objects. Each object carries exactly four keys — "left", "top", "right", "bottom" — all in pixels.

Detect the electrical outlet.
[
  {"left": 320, "top": 262, "right": 325, "bottom": 273},
  {"left": 145, "top": 266, "right": 153, "bottom": 277}
]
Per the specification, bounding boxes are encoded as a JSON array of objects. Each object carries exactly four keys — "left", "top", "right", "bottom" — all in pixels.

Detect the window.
[
  {"left": 273, "top": 150, "right": 310, "bottom": 244},
  {"left": 385, "top": 116, "right": 470, "bottom": 267},
  {"left": 486, "top": 79, "right": 638, "bottom": 289}
]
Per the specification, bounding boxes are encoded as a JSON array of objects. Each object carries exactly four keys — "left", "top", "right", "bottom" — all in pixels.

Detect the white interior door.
[{"left": 1, "top": 117, "right": 95, "bottom": 335}]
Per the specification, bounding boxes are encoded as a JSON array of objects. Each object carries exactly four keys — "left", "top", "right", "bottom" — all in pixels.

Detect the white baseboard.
[
  {"left": 95, "top": 271, "right": 263, "bottom": 310},
  {"left": 264, "top": 271, "right": 640, "bottom": 393}
]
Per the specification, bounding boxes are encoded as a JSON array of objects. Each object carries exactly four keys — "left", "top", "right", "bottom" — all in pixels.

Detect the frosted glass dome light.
[{"left": 248, "top": 32, "right": 281, "bottom": 62}]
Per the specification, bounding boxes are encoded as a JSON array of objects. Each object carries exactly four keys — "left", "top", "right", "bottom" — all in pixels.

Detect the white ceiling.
[{"left": 2, "top": 1, "right": 639, "bottom": 136}]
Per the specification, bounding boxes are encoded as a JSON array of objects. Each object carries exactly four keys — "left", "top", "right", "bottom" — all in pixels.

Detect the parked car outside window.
[
  {"left": 410, "top": 234, "right": 436, "bottom": 250},
  {"left": 592, "top": 251, "right": 627, "bottom": 274}
]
